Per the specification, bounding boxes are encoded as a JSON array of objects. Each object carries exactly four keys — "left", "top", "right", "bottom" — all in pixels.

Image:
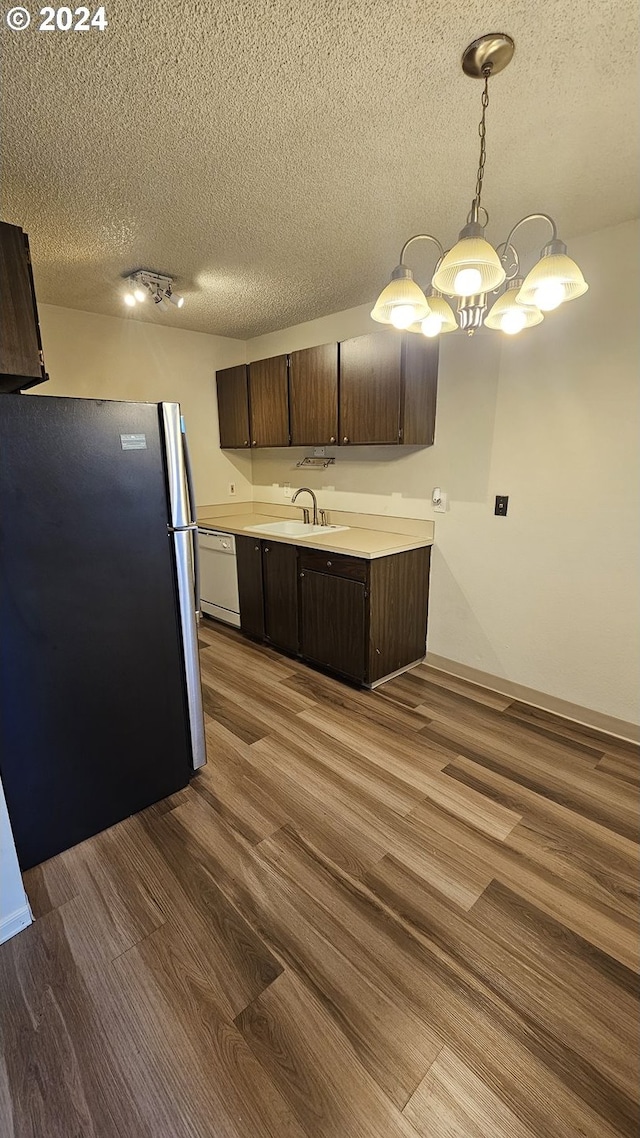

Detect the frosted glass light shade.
[
  {"left": 371, "top": 275, "right": 430, "bottom": 325},
  {"left": 517, "top": 253, "right": 588, "bottom": 309},
  {"left": 407, "top": 293, "right": 457, "bottom": 336},
  {"left": 485, "top": 286, "right": 543, "bottom": 333},
  {"left": 432, "top": 236, "right": 506, "bottom": 297}
]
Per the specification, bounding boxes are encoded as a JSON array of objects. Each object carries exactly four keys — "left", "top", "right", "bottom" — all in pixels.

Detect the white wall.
[
  {"left": 0, "top": 779, "right": 32, "bottom": 944},
  {"left": 247, "top": 219, "right": 640, "bottom": 728},
  {"left": 35, "top": 306, "right": 250, "bottom": 508}
]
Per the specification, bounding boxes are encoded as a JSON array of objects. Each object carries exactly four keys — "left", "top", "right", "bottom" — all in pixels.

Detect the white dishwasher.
[{"left": 197, "top": 529, "right": 240, "bottom": 627}]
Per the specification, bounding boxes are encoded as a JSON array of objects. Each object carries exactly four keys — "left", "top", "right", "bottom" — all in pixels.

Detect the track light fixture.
[
  {"left": 121, "top": 270, "right": 185, "bottom": 312},
  {"left": 371, "top": 33, "right": 588, "bottom": 338}
]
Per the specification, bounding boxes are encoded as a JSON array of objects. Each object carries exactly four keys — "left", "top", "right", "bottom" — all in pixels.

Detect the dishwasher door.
[{"left": 197, "top": 529, "right": 240, "bottom": 626}]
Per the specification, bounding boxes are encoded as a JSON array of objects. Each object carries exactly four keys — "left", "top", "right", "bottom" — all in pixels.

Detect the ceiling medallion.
[{"left": 371, "top": 34, "right": 588, "bottom": 338}]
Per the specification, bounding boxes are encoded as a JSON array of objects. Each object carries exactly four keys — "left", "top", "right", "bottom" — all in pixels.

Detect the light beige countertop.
[{"left": 197, "top": 511, "right": 433, "bottom": 560}]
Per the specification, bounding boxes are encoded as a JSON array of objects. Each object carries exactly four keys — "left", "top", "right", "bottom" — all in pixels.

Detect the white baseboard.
[
  {"left": 424, "top": 653, "right": 640, "bottom": 744},
  {"left": 0, "top": 904, "right": 33, "bottom": 946}
]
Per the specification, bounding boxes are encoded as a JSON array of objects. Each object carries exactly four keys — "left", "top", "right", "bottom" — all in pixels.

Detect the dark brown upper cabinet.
[
  {"left": 339, "top": 331, "right": 438, "bottom": 447},
  {"left": 0, "top": 221, "right": 48, "bottom": 393},
  {"left": 339, "top": 333, "right": 402, "bottom": 445},
  {"left": 216, "top": 364, "right": 250, "bottom": 449},
  {"left": 248, "top": 354, "right": 289, "bottom": 447},
  {"left": 401, "top": 333, "right": 439, "bottom": 446},
  {"left": 289, "top": 343, "right": 338, "bottom": 446},
  {"left": 215, "top": 332, "right": 438, "bottom": 449}
]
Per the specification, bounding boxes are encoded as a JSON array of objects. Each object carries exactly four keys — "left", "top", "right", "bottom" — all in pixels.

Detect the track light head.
[{"left": 166, "top": 289, "right": 185, "bottom": 308}]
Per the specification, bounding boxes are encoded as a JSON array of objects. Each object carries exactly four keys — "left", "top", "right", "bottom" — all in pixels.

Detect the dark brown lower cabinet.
[
  {"left": 262, "top": 541, "right": 298, "bottom": 653},
  {"left": 234, "top": 535, "right": 431, "bottom": 687},
  {"left": 299, "top": 570, "right": 367, "bottom": 682},
  {"left": 235, "top": 535, "right": 265, "bottom": 639}
]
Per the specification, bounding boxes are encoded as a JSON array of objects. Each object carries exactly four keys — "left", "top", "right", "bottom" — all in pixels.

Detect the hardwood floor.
[{"left": 1, "top": 618, "right": 638, "bottom": 1137}]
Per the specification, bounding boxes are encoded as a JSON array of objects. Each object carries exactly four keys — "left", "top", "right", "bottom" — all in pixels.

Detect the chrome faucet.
[{"left": 292, "top": 486, "right": 319, "bottom": 525}]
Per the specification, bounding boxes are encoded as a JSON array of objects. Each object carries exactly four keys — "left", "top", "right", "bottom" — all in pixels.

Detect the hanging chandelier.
[{"left": 371, "top": 33, "right": 588, "bottom": 338}]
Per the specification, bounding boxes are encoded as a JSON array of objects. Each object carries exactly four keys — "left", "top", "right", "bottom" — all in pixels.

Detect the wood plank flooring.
[{"left": 2, "top": 618, "right": 638, "bottom": 1137}]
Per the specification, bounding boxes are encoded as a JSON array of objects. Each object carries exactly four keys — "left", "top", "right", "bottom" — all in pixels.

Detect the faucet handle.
[
  {"left": 301, "top": 507, "right": 311, "bottom": 524},
  {"left": 319, "top": 509, "right": 328, "bottom": 526}
]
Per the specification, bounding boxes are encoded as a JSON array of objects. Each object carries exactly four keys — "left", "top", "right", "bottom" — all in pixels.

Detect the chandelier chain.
[{"left": 474, "top": 70, "right": 490, "bottom": 209}]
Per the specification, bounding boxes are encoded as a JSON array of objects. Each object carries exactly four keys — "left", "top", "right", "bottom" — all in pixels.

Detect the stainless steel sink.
[{"left": 246, "top": 521, "right": 349, "bottom": 538}]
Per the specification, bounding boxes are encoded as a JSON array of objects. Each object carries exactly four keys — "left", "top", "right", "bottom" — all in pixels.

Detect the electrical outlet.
[
  {"left": 313, "top": 447, "right": 326, "bottom": 458},
  {"left": 495, "top": 495, "right": 509, "bottom": 516},
  {"left": 228, "top": 482, "right": 236, "bottom": 496},
  {"left": 283, "top": 482, "right": 292, "bottom": 498}
]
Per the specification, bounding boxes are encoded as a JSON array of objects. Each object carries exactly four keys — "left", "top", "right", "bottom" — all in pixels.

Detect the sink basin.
[{"left": 246, "top": 521, "right": 349, "bottom": 538}]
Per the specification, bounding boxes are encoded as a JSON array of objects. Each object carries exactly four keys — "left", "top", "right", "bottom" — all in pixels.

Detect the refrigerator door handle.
[
  {"left": 171, "top": 528, "right": 206, "bottom": 769},
  {"left": 180, "top": 419, "right": 201, "bottom": 616}
]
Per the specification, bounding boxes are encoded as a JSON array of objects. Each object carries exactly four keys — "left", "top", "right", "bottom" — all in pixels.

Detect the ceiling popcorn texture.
[{"left": 2, "top": 0, "right": 638, "bottom": 338}]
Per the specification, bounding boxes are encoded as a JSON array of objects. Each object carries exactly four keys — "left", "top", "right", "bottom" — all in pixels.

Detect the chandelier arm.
[
  {"left": 495, "top": 241, "right": 520, "bottom": 280},
  {"left": 502, "top": 213, "right": 558, "bottom": 256},
  {"left": 399, "top": 233, "right": 445, "bottom": 266}
]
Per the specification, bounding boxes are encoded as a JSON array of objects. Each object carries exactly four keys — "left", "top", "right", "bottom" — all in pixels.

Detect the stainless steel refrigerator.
[{"left": 0, "top": 394, "right": 206, "bottom": 870}]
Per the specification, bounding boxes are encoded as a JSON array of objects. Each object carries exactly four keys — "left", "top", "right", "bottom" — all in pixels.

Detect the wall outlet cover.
[
  {"left": 313, "top": 447, "right": 326, "bottom": 458},
  {"left": 495, "top": 494, "right": 509, "bottom": 516},
  {"left": 283, "top": 482, "right": 292, "bottom": 498}
]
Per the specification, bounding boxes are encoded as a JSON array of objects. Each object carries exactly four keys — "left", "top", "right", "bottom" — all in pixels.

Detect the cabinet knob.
[
  {"left": 252, "top": 440, "right": 257, "bottom": 447},
  {"left": 329, "top": 436, "right": 336, "bottom": 443},
  {"left": 299, "top": 572, "right": 305, "bottom": 578},
  {"left": 342, "top": 436, "right": 349, "bottom": 444},
  {"left": 244, "top": 440, "right": 249, "bottom": 447},
  {"left": 254, "top": 545, "right": 260, "bottom": 551},
  {"left": 264, "top": 546, "right": 269, "bottom": 553},
  {"left": 327, "top": 560, "right": 332, "bottom": 567}
]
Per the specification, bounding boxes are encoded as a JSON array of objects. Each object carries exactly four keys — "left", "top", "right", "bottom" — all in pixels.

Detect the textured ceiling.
[{"left": 2, "top": 0, "right": 638, "bottom": 338}]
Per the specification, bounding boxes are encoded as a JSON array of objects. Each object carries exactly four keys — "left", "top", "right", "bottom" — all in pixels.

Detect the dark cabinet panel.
[
  {"left": 401, "top": 336, "right": 438, "bottom": 446},
  {"left": 300, "top": 570, "right": 367, "bottom": 682},
  {"left": 298, "top": 548, "right": 367, "bottom": 582},
  {"left": 216, "top": 365, "right": 250, "bottom": 449},
  {"left": 249, "top": 355, "right": 289, "bottom": 447},
  {"left": 263, "top": 541, "right": 298, "bottom": 653},
  {"left": 0, "top": 222, "right": 48, "bottom": 393},
  {"left": 369, "top": 547, "right": 431, "bottom": 683},
  {"left": 289, "top": 343, "right": 338, "bottom": 446},
  {"left": 339, "top": 333, "right": 402, "bottom": 445},
  {"left": 236, "top": 535, "right": 265, "bottom": 639}
]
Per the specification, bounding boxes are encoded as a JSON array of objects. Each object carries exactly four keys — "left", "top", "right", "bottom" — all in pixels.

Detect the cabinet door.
[
  {"left": 401, "top": 336, "right": 438, "bottom": 446},
  {"left": 300, "top": 570, "right": 367, "bottom": 682},
  {"left": 249, "top": 355, "right": 289, "bottom": 447},
  {"left": 0, "top": 222, "right": 47, "bottom": 393},
  {"left": 216, "top": 365, "right": 250, "bottom": 449},
  {"left": 235, "top": 535, "right": 265, "bottom": 639},
  {"left": 339, "top": 333, "right": 402, "bottom": 445},
  {"left": 289, "top": 343, "right": 338, "bottom": 446},
  {"left": 262, "top": 541, "right": 298, "bottom": 653}
]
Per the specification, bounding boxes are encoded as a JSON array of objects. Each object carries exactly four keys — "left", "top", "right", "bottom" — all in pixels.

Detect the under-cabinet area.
[
  {"left": 233, "top": 534, "right": 430, "bottom": 686},
  {"left": 215, "top": 331, "right": 438, "bottom": 449}
]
